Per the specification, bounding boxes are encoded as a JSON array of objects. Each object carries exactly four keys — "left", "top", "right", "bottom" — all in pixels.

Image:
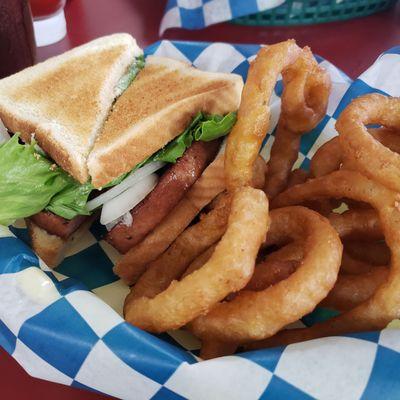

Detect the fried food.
[
  {"left": 252, "top": 155, "right": 268, "bottom": 190},
  {"left": 310, "top": 137, "right": 342, "bottom": 178},
  {"left": 189, "top": 242, "right": 302, "bottom": 359},
  {"left": 189, "top": 206, "right": 342, "bottom": 343},
  {"left": 327, "top": 209, "right": 382, "bottom": 241},
  {"left": 200, "top": 340, "right": 238, "bottom": 360},
  {"left": 243, "top": 259, "right": 299, "bottom": 292},
  {"left": 321, "top": 266, "right": 388, "bottom": 311},
  {"left": 369, "top": 126, "right": 400, "bottom": 153},
  {"left": 340, "top": 251, "right": 375, "bottom": 275},
  {"left": 263, "top": 170, "right": 400, "bottom": 346},
  {"left": 310, "top": 127, "right": 400, "bottom": 179},
  {"left": 183, "top": 242, "right": 302, "bottom": 293},
  {"left": 345, "top": 240, "right": 390, "bottom": 266},
  {"left": 265, "top": 124, "right": 303, "bottom": 196},
  {"left": 125, "top": 194, "right": 231, "bottom": 302},
  {"left": 287, "top": 169, "right": 309, "bottom": 189},
  {"left": 181, "top": 244, "right": 217, "bottom": 279},
  {"left": 265, "top": 241, "right": 304, "bottom": 261},
  {"left": 265, "top": 48, "right": 330, "bottom": 197},
  {"left": 119, "top": 42, "right": 400, "bottom": 359},
  {"left": 182, "top": 43, "right": 333, "bottom": 345},
  {"left": 337, "top": 94, "right": 400, "bottom": 192},
  {"left": 124, "top": 187, "right": 269, "bottom": 332},
  {"left": 225, "top": 40, "right": 302, "bottom": 190}
]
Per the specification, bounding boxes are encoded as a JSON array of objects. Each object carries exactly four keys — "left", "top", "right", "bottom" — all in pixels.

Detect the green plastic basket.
[{"left": 232, "top": 0, "right": 397, "bottom": 26}]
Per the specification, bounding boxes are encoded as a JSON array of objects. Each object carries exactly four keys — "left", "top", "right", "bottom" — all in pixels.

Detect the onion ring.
[
  {"left": 327, "top": 209, "right": 382, "bottom": 241},
  {"left": 243, "top": 259, "right": 299, "bottom": 292},
  {"left": 265, "top": 47, "right": 331, "bottom": 197},
  {"left": 321, "top": 266, "right": 388, "bottom": 311},
  {"left": 267, "top": 210, "right": 382, "bottom": 275},
  {"left": 189, "top": 206, "right": 342, "bottom": 343},
  {"left": 125, "top": 194, "right": 231, "bottom": 302},
  {"left": 340, "top": 251, "right": 375, "bottom": 275},
  {"left": 188, "top": 242, "right": 303, "bottom": 295},
  {"left": 225, "top": 40, "right": 302, "bottom": 190},
  {"left": 310, "top": 127, "right": 400, "bottom": 179},
  {"left": 280, "top": 48, "right": 331, "bottom": 133},
  {"left": 345, "top": 240, "right": 390, "bottom": 266},
  {"left": 310, "top": 137, "right": 342, "bottom": 178},
  {"left": 200, "top": 340, "right": 238, "bottom": 360},
  {"left": 265, "top": 170, "right": 400, "bottom": 346},
  {"left": 337, "top": 93, "right": 400, "bottom": 192},
  {"left": 287, "top": 169, "right": 309, "bottom": 189},
  {"left": 369, "top": 127, "right": 400, "bottom": 154},
  {"left": 252, "top": 155, "right": 268, "bottom": 190},
  {"left": 124, "top": 187, "right": 269, "bottom": 332},
  {"left": 189, "top": 242, "right": 302, "bottom": 359},
  {"left": 264, "top": 241, "right": 304, "bottom": 261},
  {"left": 264, "top": 127, "right": 302, "bottom": 197},
  {"left": 182, "top": 244, "right": 217, "bottom": 279}
]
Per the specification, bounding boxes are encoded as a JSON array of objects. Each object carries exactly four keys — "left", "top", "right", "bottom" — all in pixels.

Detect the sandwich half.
[
  {"left": 88, "top": 55, "right": 243, "bottom": 256},
  {"left": 0, "top": 34, "right": 142, "bottom": 266},
  {"left": 0, "top": 35, "right": 243, "bottom": 269}
]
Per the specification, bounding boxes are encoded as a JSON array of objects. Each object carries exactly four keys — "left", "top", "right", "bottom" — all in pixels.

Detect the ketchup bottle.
[
  {"left": 30, "top": 0, "right": 65, "bottom": 19},
  {"left": 0, "top": 0, "right": 36, "bottom": 79}
]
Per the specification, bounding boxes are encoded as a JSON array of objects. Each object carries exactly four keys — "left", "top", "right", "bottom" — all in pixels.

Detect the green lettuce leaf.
[
  {"left": 134, "top": 111, "right": 236, "bottom": 166},
  {"left": 151, "top": 112, "right": 202, "bottom": 163},
  {"left": 114, "top": 55, "right": 145, "bottom": 97},
  {"left": 194, "top": 112, "right": 237, "bottom": 141},
  {"left": 46, "top": 180, "right": 92, "bottom": 219},
  {"left": 152, "top": 111, "right": 236, "bottom": 162},
  {"left": 0, "top": 135, "right": 70, "bottom": 225}
]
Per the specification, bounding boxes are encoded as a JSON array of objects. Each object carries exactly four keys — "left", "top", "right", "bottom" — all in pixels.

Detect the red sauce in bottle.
[
  {"left": 0, "top": 0, "right": 36, "bottom": 79},
  {"left": 30, "top": 0, "right": 65, "bottom": 19}
]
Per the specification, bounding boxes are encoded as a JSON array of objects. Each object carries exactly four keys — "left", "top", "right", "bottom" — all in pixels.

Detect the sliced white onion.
[
  {"left": 100, "top": 173, "right": 158, "bottom": 226},
  {"left": 0, "top": 119, "right": 10, "bottom": 144},
  {"left": 218, "top": 137, "right": 227, "bottom": 155},
  {"left": 121, "top": 211, "right": 133, "bottom": 226},
  {"left": 105, "top": 212, "right": 133, "bottom": 231},
  {"left": 87, "top": 161, "right": 165, "bottom": 211}
]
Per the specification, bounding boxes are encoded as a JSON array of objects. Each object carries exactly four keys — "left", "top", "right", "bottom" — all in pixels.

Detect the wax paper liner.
[{"left": 1, "top": 41, "right": 400, "bottom": 400}]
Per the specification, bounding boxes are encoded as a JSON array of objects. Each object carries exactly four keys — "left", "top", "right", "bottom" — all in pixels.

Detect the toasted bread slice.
[
  {"left": 26, "top": 218, "right": 93, "bottom": 268},
  {"left": 26, "top": 220, "right": 68, "bottom": 268},
  {"left": 0, "top": 34, "right": 142, "bottom": 183},
  {"left": 88, "top": 56, "right": 243, "bottom": 188}
]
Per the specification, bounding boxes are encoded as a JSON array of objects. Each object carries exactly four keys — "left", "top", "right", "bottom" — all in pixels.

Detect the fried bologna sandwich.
[{"left": 0, "top": 34, "right": 243, "bottom": 268}]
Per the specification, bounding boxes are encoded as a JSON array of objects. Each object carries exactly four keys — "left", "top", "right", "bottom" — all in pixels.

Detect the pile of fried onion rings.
[{"left": 123, "top": 39, "right": 400, "bottom": 359}]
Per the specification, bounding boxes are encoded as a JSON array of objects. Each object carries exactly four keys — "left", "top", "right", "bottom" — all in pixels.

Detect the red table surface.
[{"left": 2, "top": 1, "right": 400, "bottom": 399}]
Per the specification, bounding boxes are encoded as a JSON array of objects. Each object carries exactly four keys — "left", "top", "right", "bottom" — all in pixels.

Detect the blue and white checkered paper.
[
  {"left": 160, "top": 0, "right": 285, "bottom": 34},
  {"left": 2, "top": 41, "right": 400, "bottom": 400}
]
